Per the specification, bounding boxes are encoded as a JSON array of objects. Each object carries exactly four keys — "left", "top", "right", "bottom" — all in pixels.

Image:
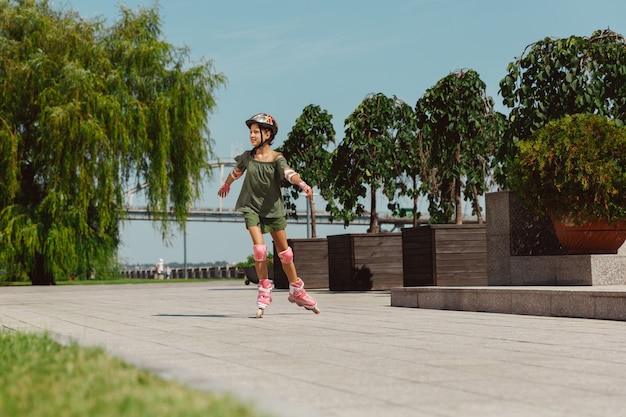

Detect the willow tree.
[
  {"left": 415, "top": 69, "right": 505, "bottom": 224},
  {"left": 0, "top": 1, "right": 226, "bottom": 284},
  {"left": 498, "top": 29, "right": 626, "bottom": 187},
  {"left": 280, "top": 105, "right": 335, "bottom": 238},
  {"left": 323, "top": 93, "right": 414, "bottom": 233}
]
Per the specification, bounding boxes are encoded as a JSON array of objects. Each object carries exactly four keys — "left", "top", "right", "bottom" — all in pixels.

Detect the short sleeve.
[
  {"left": 235, "top": 151, "right": 252, "bottom": 171},
  {"left": 275, "top": 154, "right": 288, "bottom": 173}
]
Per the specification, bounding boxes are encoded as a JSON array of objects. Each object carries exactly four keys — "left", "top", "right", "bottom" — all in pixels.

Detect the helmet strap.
[{"left": 251, "top": 127, "right": 272, "bottom": 156}]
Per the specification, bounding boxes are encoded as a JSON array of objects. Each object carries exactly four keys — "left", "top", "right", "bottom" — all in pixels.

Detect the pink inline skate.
[
  {"left": 288, "top": 278, "right": 320, "bottom": 314},
  {"left": 256, "top": 279, "right": 273, "bottom": 318}
]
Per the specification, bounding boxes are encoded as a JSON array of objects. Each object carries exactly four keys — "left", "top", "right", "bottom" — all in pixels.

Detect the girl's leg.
[
  {"left": 248, "top": 226, "right": 269, "bottom": 279},
  {"left": 249, "top": 226, "right": 272, "bottom": 318},
  {"left": 271, "top": 229, "right": 319, "bottom": 313},
  {"left": 270, "top": 229, "right": 297, "bottom": 284}
]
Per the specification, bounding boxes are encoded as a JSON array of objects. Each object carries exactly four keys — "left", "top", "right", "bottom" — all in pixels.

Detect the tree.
[
  {"left": 498, "top": 29, "right": 626, "bottom": 187},
  {"left": 279, "top": 105, "right": 335, "bottom": 238},
  {"left": 322, "top": 93, "right": 414, "bottom": 233},
  {"left": 415, "top": 69, "right": 505, "bottom": 224},
  {"left": 0, "top": 1, "right": 226, "bottom": 284},
  {"left": 389, "top": 105, "right": 419, "bottom": 227}
]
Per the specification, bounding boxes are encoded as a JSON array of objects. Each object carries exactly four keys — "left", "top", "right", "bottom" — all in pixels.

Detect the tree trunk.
[
  {"left": 455, "top": 177, "right": 463, "bottom": 224},
  {"left": 309, "top": 193, "right": 317, "bottom": 238},
  {"left": 369, "top": 184, "right": 379, "bottom": 233},
  {"left": 412, "top": 175, "right": 419, "bottom": 228},
  {"left": 31, "top": 253, "right": 55, "bottom": 285},
  {"left": 454, "top": 143, "right": 463, "bottom": 225},
  {"left": 472, "top": 184, "right": 484, "bottom": 224}
]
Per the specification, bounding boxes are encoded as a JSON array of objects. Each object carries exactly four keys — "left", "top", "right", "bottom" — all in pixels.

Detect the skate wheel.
[
  {"left": 312, "top": 307, "right": 321, "bottom": 314},
  {"left": 256, "top": 308, "right": 264, "bottom": 319}
]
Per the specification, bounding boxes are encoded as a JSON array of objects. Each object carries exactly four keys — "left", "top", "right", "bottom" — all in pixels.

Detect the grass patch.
[
  {"left": 0, "top": 278, "right": 245, "bottom": 286},
  {"left": 58, "top": 278, "right": 244, "bottom": 285},
  {"left": 0, "top": 332, "right": 270, "bottom": 417}
]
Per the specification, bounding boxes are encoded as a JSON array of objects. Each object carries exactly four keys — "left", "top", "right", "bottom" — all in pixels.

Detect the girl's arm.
[
  {"left": 217, "top": 167, "right": 243, "bottom": 197},
  {"left": 283, "top": 167, "right": 312, "bottom": 198}
]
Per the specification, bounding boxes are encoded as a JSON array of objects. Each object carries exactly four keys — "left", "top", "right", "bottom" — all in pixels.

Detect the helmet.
[{"left": 245, "top": 113, "right": 278, "bottom": 136}]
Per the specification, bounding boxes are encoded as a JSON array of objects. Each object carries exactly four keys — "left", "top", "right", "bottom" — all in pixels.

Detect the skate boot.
[
  {"left": 288, "top": 278, "right": 320, "bottom": 314},
  {"left": 256, "top": 279, "right": 273, "bottom": 318}
]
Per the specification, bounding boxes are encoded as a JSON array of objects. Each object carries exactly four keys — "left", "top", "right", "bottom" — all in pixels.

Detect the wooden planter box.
[
  {"left": 273, "top": 238, "right": 328, "bottom": 289},
  {"left": 402, "top": 224, "right": 487, "bottom": 287},
  {"left": 327, "top": 233, "right": 403, "bottom": 291}
]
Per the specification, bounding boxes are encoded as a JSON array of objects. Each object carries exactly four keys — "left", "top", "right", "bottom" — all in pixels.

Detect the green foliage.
[
  {"left": 0, "top": 332, "right": 265, "bottom": 417},
  {"left": 387, "top": 100, "right": 420, "bottom": 226},
  {"left": 0, "top": 1, "right": 226, "bottom": 284},
  {"left": 280, "top": 105, "right": 335, "bottom": 236},
  {"left": 509, "top": 113, "right": 626, "bottom": 225},
  {"left": 322, "top": 93, "right": 414, "bottom": 232},
  {"left": 499, "top": 29, "right": 626, "bottom": 187},
  {"left": 415, "top": 69, "right": 506, "bottom": 224}
]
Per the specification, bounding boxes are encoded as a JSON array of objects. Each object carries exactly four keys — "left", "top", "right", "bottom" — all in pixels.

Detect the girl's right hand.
[{"left": 218, "top": 183, "right": 230, "bottom": 197}]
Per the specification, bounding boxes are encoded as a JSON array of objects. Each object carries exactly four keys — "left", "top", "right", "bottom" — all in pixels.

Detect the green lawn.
[
  {"left": 0, "top": 332, "right": 270, "bottom": 417},
  {"left": 59, "top": 278, "right": 240, "bottom": 285},
  {"left": 0, "top": 278, "right": 245, "bottom": 286}
]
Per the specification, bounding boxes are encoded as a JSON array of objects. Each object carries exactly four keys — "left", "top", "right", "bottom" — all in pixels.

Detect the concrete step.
[{"left": 391, "top": 286, "right": 626, "bottom": 321}]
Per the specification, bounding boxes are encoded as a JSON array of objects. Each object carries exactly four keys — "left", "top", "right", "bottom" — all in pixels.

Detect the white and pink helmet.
[{"left": 245, "top": 113, "right": 278, "bottom": 137}]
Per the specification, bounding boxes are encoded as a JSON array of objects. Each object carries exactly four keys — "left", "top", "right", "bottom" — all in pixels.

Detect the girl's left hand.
[{"left": 298, "top": 181, "right": 312, "bottom": 198}]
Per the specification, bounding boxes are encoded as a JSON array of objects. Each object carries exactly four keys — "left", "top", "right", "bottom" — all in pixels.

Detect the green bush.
[{"left": 509, "top": 113, "right": 626, "bottom": 225}]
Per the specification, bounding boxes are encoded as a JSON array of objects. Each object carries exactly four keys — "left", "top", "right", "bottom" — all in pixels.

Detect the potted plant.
[
  {"left": 235, "top": 253, "right": 274, "bottom": 285},
  {"left": 508, "top": 113, "right": 626, "bottom": 254}
]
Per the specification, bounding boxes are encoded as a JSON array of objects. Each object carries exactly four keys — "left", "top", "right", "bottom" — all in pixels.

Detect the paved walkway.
[{"left": 2, "top": 281, "right": 626, "bottom": 417}]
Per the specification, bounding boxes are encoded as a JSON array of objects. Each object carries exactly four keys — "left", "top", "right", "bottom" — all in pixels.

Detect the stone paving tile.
[{"left": 2, "top": 281, "right": 626, "bottom": 417}]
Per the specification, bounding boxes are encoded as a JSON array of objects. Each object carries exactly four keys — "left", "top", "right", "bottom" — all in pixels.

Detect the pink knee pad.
[
  {"left": 253, "top": 244, "right": 267, "bottom": 262},
  {"left": 278, "top": 247, "right": 294, "bottom": 264}
]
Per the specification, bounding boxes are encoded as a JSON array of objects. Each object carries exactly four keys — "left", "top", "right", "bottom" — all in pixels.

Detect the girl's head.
[{"left": 245, "top": 113, "right": 278, "bottom": 146}]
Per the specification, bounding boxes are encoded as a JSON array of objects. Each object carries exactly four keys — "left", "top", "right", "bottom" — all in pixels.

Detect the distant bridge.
[
  {"left": 123, "top": 158, "right": 418, "bottom": 227},
  {"left": 123, "top": 206, "right": 415, "bottom": 226}
]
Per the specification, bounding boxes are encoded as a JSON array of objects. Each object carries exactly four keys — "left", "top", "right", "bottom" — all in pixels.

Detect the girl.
[{"left": 218, "top": 113, "right": 320, "bottom": 318}]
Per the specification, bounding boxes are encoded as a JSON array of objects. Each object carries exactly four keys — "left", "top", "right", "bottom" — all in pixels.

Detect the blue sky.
[{"left": 63, "top": 0, "right": 626, "bottom": 266}]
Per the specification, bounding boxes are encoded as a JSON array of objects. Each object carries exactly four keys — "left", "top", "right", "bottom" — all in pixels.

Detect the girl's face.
[{"left": 249, "top": 123, "right": 270, "bottom": 147}]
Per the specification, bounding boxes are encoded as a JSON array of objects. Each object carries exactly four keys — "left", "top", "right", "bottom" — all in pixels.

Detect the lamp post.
[{"left": 183, "top": 223, "right": 187, "bottom": 279}]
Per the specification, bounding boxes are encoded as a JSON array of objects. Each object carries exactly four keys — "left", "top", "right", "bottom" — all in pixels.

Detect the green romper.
[{"left": 235, "top": 151, "right": 288, "bottom": 233}]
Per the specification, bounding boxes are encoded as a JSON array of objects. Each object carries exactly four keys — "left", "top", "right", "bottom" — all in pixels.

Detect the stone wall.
[{"left": 486, "top": 191, "right": 626, "bottom": 286}]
